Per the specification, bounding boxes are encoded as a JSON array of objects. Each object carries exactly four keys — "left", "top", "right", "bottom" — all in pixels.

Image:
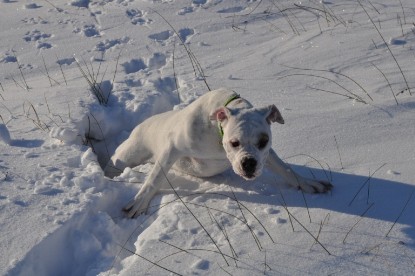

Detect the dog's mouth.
[
  {"left": 235, "top": 167, "right": 260, "bottom": 180},
  {"left": 242, "top": 173, "right": 257, "bottom": 180}
]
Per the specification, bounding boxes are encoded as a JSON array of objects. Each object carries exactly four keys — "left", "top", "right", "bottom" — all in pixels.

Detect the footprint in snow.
[
  {"left": 178, "top": 28, "right": 195, "bottom": 43},
  {"left": 148, "top": 29, "right": 194, "bottom": 44},
  {"left": 192, "top": 0, "right": 207, "bottom": 5},
  {"left": 152, "top": 77, "right": 176, "bottom": 93},
  {"left": 0, "top": 53, "right": 17, "bottom": 64},
  {"left": 22, "top": 17, "right": 48, "bottom": 25},
  {"left": 36, "top": 42, "right": 52, "bottom": 49},
  {"left": 122, "top": 58, "right": 147, "bottom": 74},
  {"left": 217, "top": 6, "right": 246, "bottom": 13},
  {"left": 56, "top": 57, "right": 76, "bottom": 66},
  {"left": 23, "top": 30, "right": 53, "bottom": 49},
  {"left": 74, "top": 24, "right": 101, "bottom": 38},
  {"left": 178, "top": 7, "right": 194, "bottom": 15},
  {"left": 148, "top": 30, "right": 173, "bottom": 42},
  {"left": 23, "top": 30, "right": 51, "bottom": 42},
  {"left": 121, "top": 53, "right": 167, "bottom": 74},
  {"left": 148, "top": 53, "right": 167, "bottom": 70},
  {"left": 192, "top": 259, "right": 210, "bottom": 270},
  {"left": 94, "top": 37, "right": 129, "bottom": 52},
  {"left": 126, "top": 8, "right": 152, "bottom": 26},
  {"left": 70, "top": 0, "right": 89, "bottom": 8},
  {"left": 23, "top": 3, "right": 42, "bottom": 9}
]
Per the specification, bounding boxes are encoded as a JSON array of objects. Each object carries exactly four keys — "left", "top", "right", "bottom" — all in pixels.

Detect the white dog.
[{"left": 105, "top": 88, "right": 332, "bottom": 218}]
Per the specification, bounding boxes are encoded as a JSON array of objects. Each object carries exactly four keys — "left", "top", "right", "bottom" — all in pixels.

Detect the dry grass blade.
[
  {"left": 23, "top": 101, "right": 49, "bottom": 131},
  {"left": 277, "top": 187, "right": 295, "bottom": 232},
  {"left": 270, "top": 0, "right": 300, "bottom": 35},
  {"left": 310, "top": 213, "right": 330, "bottom": 250},
  {"left": 371, "top": 62, "right": 398, "bottom": 105},
  {"left": 151, "top": 9, "right": 211, "bottom": 91},
  {"left": 159, "top": 165, "right": 230, "bottom": 266},
  {"left": 358, "top": 0, "right": 411, "bottom": 96},
  {"left": 343, "top": 203, "right": 374, "bottom": 243},
  {"left": 280, "top": 201, "right": 332, "bottom": 255},
  {"left": 43, "top": 0, "right": 63, "bottom": 12},
  {"left": 75, "top": 58, "right": 110, "bottom": 105},
  {"left": 56, "top": 54, "right": 68, "bottom": 86},
  {"left": 159, "top": 240, "right": 259, "bottom": 271},
  {"left": 206, "top": 206, "right": 239, "bottom": 265},
  {"left": 229, "top": 187, "right": 263, "bottom": 250},
  {"left": 348, "top": 163, "right": 386, "bottom": 206},
  {"left": 115, "top": 243, "right": 183, "bottom": 276},
  {"left": 334, "top": 135, "right": 344, "bottom": 170},
  {"left": 385, "top": 189, "right": 414, "bottom": 237},
  {"left": 12, "top": 50, "right": 29, "bottom": 91},
  {"left": 172, "top": 39, "right": 181, "bottom": 102},
  {"left": 284, "top": 153, "right": 332, "bottom": 183},
  {"left": 300, "top": 189, "right": 312, "bottom": 223},
  {"left": 108, "top": 197, "right": 180, "bottom": 274},
  {"left": 42, "top": 55, "right": 53, "bottom": 87},
  {"left": 281, "top": 64, "right": 372, "bottom": 101},
  {"left": 276, "top": 73, "right": 367, "bottom": 103}
]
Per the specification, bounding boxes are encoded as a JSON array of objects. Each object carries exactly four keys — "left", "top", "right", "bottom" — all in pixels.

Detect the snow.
[{"left": 1, "top": 0, "right": 415, "bottom": 275}]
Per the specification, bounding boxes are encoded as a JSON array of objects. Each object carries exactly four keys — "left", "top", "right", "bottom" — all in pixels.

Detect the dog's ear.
[
  {"left": 260, "top": 105, "right": 284, "bottom": 124},
  {"left": 210, "top": 107, "right": 230, "bottom": 122}
]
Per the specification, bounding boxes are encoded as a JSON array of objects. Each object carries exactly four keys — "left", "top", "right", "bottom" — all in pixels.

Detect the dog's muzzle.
[{"left": 241, "top": 156, "right": 257, "bottom": 179}]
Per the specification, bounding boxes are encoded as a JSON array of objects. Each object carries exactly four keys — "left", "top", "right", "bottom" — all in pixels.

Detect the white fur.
[{"left": 105, "top": 88, "right": 332, "bottom": 218}]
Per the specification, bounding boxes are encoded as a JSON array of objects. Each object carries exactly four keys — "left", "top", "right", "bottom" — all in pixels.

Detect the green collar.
[{"left": 218, "top": 94, "right": 240, "bottom": 138}]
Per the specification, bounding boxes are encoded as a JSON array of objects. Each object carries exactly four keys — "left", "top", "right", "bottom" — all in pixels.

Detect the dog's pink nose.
[{"left": 242, "top": 157, "right": 257, "bottom": 177}]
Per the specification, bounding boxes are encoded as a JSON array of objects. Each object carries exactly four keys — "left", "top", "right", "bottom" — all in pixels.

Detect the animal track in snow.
[
  {"left": 74, "top": 24, "right": 101, "bottom": 37},
  {"left": 22, "top": 17, "right": 48, "bottom": 25},
  {"left": 0, "top": 52, "right": 17, "bottom": 63},
  {"left": 178, "top": 28, "right": 195, "bottom": 43},
  {"left": 94, "top": 37, "right": 129, "bottom": 52},
  {"left": 122, "top": 52, "right": 167, "bottom": 74},
  {"left": 147, "top": 53, "right": 167, "bottom": 70},
  {"left": 23, "top": 2, "right": 41, "bottom": 9},
  {"left": 23, "top": 30, "right": 51, "bottom": 42},
  {"left": 192, "top": 0, "right": 207, "bottom": 5},
  {"left": 217, "top": 6, "right": 246, "bottom": 13},
  {"left": 56, "top": 57, "right": 76, "bottom": 66},
  {"left": 122, "top": 58, "right": 147, "bottom": 74},
  {"left": 126, "top": 8, "right": 152, "bottom": 26},
  {"left": 70, "top": 0, "right": 89, "bottom": 8},
  {"left": 148, "top": 30, "right": 173, "bottom": 42},
  {"left": 148, "top": 29, "right": 194, "bottom": 44},
  {"left": 152, "top": 77, "right": 176, "bottom": 93},
  {"left": 23, "top": 30, "right": 53, "bottom": 49},
  {"left": 36, "top": 42, "right": 52, "bottom": 49},
  {"left": 178, "top": 7, "right": 194, "bottom": 15}
]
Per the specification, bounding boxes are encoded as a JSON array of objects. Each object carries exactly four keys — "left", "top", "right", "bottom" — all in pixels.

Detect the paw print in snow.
[
  {"left": 74, "top": 25, "right": 101, "bottom": 37},
  {"left": 23, "top": 30, "right": 51, "bottom": 42},
  {"left": 126, "top": 9, "right": 152, "bottom": 26},
  {"left": 23, "top": 30, "right": 53, "bottom": 49}
]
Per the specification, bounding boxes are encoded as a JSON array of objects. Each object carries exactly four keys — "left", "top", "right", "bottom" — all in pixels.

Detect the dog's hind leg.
[
  {"left": 266, "top": 149, "right": 332, "bottom": 193},
  {"left": 104, "top": 132, "right": 152, "bottom": 178}
]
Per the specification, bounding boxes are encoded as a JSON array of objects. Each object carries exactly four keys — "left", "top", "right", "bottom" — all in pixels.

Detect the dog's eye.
[
  {"left": 257, "top": 136, "right": 269, "bottom": 149},
  {"left": 230, "top": 140, "right": 240, "bottom": 148}
]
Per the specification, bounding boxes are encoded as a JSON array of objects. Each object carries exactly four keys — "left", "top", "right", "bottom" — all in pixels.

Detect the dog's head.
[{"left": 210, "top": 104, "right": 284, "bottom": 180}]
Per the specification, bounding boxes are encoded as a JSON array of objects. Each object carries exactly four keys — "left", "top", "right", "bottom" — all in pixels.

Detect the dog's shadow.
[{"left": 164, "top": 164, "right": 415, "bottom": 244}]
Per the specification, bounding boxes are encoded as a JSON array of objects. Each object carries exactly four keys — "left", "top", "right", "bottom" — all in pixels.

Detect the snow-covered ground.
[{"left": 1, "top": 0, "right": 415, "bottom": 275}]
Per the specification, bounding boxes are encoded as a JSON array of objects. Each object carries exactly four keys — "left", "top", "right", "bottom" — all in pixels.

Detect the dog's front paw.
[
  {"left": 298, "top": 178, "right": 333, "bottom": 194},
  {"left": 122, "top": 195, "right": 151, "bottom": 218}
]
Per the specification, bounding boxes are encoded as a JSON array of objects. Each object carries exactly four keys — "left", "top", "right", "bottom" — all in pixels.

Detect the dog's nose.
[{"left": 241, "top": 157, "right": 257, "bottom": 176}]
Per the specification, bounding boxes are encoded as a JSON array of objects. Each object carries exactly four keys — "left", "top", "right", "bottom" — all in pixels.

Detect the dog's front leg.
[
  {"left": 123, "top": 148, "right": 179, "bottom": 218},
  {"left": 266, "top": 149, "right": 332, "bottom": 193}
]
